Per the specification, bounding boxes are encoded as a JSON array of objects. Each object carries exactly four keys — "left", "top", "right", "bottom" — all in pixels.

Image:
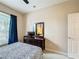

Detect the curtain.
[{"left": 8, "top": 15, "right": 18, "bottom": 44}]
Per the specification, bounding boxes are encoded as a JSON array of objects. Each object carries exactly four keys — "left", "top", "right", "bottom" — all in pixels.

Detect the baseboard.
[{"left": 45, "top": 48, "right": 73, "bottom": 59}]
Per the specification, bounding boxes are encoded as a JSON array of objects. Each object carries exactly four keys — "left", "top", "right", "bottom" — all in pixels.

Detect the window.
[{"left": 0, "top": 12, "right": 10, "bottom": 45}]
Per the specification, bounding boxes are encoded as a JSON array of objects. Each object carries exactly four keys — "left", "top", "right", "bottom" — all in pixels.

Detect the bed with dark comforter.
[{"left": 0, "top": 42, "right": 42, "bottom": 59}]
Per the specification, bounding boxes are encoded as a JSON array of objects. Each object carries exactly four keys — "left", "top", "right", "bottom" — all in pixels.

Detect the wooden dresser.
[{"left": 24, "top": 36, "right": 45, "bottom": 50}]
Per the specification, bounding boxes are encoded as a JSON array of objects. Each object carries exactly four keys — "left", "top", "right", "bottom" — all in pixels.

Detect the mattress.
[{"left": 0, "top": 42, "right": 42, "bottom": 59}]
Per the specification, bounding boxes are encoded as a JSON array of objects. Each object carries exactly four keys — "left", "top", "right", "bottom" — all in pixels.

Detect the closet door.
[{"left": 68, "top": 13, "right": 79, "bottom": 59}]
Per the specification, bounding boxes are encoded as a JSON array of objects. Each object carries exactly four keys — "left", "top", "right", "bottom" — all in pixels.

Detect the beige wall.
[
  {"left": 25, "top": 0, "right": 79, "bottom": 53},
  {"left": 0, "top": 3, "right": 24, "bottom": 42}
]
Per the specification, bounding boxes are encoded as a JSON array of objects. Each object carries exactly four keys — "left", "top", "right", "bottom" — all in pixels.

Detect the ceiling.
[{"left": 0, "top": 0, "right": 69, "bottom": 13}]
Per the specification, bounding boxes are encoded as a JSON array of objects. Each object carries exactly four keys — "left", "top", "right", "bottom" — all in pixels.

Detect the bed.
[{"left": 0, "top": 42, "right": 42, "bottom": 59}]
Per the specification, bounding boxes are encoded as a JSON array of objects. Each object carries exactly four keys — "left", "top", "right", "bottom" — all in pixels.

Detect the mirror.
[{"left": 36, "top": 22, "right": 44, "bottom": 37}]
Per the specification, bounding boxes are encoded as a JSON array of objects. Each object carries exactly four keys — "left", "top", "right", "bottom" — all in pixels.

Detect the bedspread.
[{"left": 0, "top": 42, "right": 42, "bottom": 59}]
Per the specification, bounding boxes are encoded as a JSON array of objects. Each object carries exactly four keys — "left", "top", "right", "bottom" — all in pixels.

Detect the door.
[{"left": 68, "top": 13, "right": 79, "bottom": 59}]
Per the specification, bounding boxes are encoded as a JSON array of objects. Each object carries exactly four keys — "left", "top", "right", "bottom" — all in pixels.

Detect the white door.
[{"left": 68, "top": 13, "right": 79, "bottom": 59}]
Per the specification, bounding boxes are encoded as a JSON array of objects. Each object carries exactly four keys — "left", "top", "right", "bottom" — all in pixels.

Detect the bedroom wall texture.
[
  {"left": 25, "top": 0, "right": 79, "bottom": 53},
  {"left": 0, "top": 3, "right": 25, "bottom": 42}
]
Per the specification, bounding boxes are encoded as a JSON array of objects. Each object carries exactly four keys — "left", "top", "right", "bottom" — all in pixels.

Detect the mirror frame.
[{"left": 36, "top": 22, "right": 44, "bottom": 37}]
